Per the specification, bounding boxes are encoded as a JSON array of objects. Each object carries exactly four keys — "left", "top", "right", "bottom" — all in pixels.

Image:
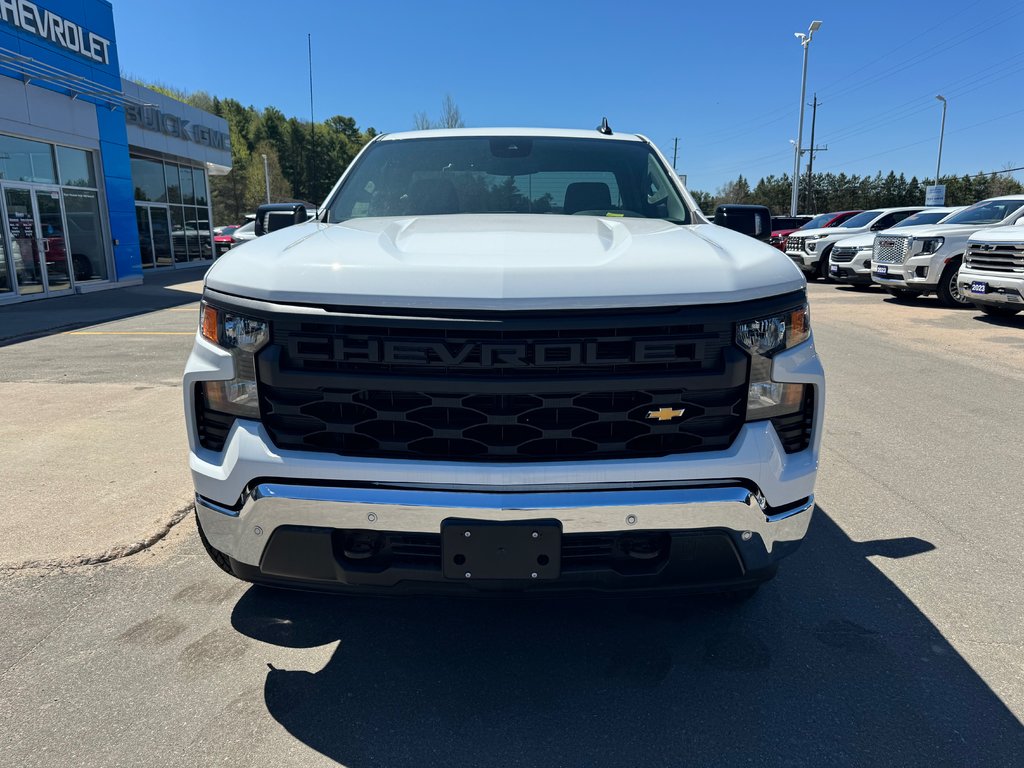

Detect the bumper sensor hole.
[
  {"left": 453, "top": 553, "right": 466, "bottom": 565},
  {"left": 537, "top": 554, "right": 550, "bottom": 566}
]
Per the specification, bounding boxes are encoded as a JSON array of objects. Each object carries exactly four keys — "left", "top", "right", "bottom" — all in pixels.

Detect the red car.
[
  {"left": 213, "top": 225, "right": 241, "bottom": 257},
  {"left": 770, "top": 211, "right": 861, "bottom": 251}
]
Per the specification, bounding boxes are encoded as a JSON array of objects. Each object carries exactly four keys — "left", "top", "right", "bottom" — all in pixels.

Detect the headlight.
[
  {"left": 198, "top": 301, "right": 269, "bottom": 419},
  {"left": 737, "top": 306, "right": 809, "bottom": 420},
  {"left": 736, "top": 306, "right": 810, "bottom": 356},
  {"left": 918, "top": 237, "right": 944, "bottom": 255}
]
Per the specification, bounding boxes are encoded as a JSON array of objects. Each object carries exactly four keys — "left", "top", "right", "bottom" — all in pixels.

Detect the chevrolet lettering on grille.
[{"left": 288, "top": 337, "right": 704, "bottom": 368}]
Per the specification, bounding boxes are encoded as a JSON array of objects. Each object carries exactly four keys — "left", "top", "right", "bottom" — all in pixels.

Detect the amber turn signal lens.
[
  {"left": 788, "top": 306, "right": 810, "bottom": 347},
  {"left": 201, "top": 303, "right": 219, "bottom": 344}
]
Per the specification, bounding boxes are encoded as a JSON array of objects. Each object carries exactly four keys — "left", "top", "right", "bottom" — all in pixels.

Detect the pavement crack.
[{"left": 0, "top": 504, "right": 194, "bottom": 572}]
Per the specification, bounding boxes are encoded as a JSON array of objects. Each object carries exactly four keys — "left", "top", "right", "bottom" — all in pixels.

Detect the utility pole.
[
  {"left": 672, "top": 138, "right": 679, "bottom": 171},
  {"left": 790, "top": 20, "right": 822, "bottom": 216},
  {"left": 803, "top": 94, "right": 827, "bottom": 213},
  {"left": 262, "top": 153, "right": 270, "bottom": 203}
]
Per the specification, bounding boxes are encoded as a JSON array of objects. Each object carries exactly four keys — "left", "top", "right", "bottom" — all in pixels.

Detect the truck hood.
[
  {"left": 831, "top": 232, "right": 876, "bottom": 249},
  {"left": 886, "top": 222, "right": 1010, "bottom": 239},
  {"left": 791, "top": 226, "right": 867, "bottom": 241},
  {"left": 204, "top": 214, "right": 805, "bottom": 310},
  {"left": 967, "top": 224, "right": 1024, "bottom": 243}
]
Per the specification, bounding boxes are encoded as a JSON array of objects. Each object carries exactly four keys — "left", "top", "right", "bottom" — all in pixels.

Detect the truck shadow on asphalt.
[{"left": 231, "top": 507, "right": 1024, "bottom": 767}]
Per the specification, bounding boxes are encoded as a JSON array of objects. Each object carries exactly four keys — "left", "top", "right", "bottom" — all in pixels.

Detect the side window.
[{"left": 873, "top": 212, "right": 903, "bottom": 230}]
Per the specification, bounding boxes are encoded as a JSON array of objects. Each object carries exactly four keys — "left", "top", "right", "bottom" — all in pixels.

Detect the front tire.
[
  {"left": 978, "top": 304, "right": 1021, "bottom": 318},
  {"left": 814, "top": 249, "right": 832, "bottom": 281},
  {"left": 937, "top": 259, "right": 972, "bottom": 308}
]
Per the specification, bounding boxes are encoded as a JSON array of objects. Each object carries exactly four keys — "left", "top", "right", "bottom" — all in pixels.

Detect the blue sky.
[{"left": 112, "top": 0, "right": 1024, "bottom": 194}]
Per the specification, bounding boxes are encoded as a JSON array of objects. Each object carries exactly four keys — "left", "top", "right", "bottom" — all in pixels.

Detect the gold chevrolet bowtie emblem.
[{"left": 646, "top": 407, "right": 685, "bottom": 422}]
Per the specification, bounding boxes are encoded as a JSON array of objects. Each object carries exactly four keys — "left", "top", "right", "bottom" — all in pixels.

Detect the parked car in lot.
[
  {"left": 771, "top": 210, "right": 859, "bottom": 251},
  {"left": 828, "top": 207, "right": 962, "bottom": 287},
  {"left": 228, "top": 220, "right": 257, "bottom": 246},
  {"left": 958, "top": 222, "right": 1024, "bottom": 317},
  {"left": 786, "top": 207, "right": 924, "bottom": 279},
  {"left": 214, "top": 226, "right": 239, "bottom": 256},
  {"left": 768, "top": 215, "right": 812, "bottom": 249},
  {"left": 872, "top": 196, "right": 1024, "bottom": 307}
]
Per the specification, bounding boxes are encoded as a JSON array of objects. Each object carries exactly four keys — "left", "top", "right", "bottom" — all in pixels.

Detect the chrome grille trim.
[
  {"left": 873, "top": 235, "right": 912, "bottom": 264},
  {"left": 965, "top": 242, "right": 1024, "bottom": 273},
  {"left": 830, "top": 246, "right": 857, "bottom": 263}
]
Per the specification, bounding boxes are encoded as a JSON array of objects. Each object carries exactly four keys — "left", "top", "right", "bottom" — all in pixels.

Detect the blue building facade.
[{"left": 0, "top": 0, "right": 231, "bottom": 303}]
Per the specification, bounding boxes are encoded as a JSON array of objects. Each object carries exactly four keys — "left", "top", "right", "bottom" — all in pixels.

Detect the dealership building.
[{"left": 0, "top": 0, "right": 232, "bottom": 304}]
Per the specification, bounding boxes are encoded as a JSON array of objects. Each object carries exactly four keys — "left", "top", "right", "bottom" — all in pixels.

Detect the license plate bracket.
[
  {"left": 441, "top": 519, "right": 561, "bottom": 580},
  {"left": 875, "top": 264, "right": 888, "bottom": 275},
  {"left": 829, "top": 264, "right": 839, "bottom": 275},
  {"left": 971, "top": 281, "right": 987, "bottom": 295}
]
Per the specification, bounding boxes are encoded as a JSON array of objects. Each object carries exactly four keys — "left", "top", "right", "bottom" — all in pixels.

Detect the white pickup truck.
[
  {"left": 182, "top": 127, "right": 825, "bottom": 598},
  {"left": 958, "top": 223, "right": 1024, "bottom": 317},
  {"left": 872, "top": 196, "right": 1024, "bottom": 307}
]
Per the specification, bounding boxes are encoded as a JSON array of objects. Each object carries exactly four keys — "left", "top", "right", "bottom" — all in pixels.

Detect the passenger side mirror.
[
  {"left": 254, "top": 203, "right": 308, "bottom": 236},
  {"left": 714, "top": 204, "right": 772, "bottom": 242}
]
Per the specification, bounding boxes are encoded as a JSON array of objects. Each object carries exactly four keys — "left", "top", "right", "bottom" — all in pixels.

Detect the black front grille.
[
  {"left": 260, "top": 383, "right": 746, "bottom": 461},
  {"left": 270, "top": 313, "right": 733, "bottom": 378},
  {"left": 232, "top": 295, "right": 806, "bottom": 463}
]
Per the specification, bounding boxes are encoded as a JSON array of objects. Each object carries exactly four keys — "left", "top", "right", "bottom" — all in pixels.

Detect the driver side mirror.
[
  {"left": 254, "top": 203, "right": 308, "bottom": 236},
  {"left": 714, "top": 204, "right": 772, "bottom": 242}
]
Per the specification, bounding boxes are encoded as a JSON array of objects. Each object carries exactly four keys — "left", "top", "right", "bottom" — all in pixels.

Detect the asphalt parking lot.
[{"left": 1, "top": 280, "right": 1023, "bottom": 767}]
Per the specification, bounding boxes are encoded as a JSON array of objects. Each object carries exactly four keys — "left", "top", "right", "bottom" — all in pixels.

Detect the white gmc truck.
[
  {"left": 183, "top": 127, "right": 825, "bottom": 597},
  {"left": 871, "top": 196, "right": 1024, "bottom": 307},
  {"left": 958, "top": 223, "right": 1024, "bottom": 317}
]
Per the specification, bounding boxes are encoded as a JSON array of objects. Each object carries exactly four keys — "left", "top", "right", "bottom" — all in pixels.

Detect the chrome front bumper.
[
  {"left": 196, "top": 482, "right": 815, "bottom": 568},
  {"left": 958, "top": 271, "right": 1024, "bottom": 307}
]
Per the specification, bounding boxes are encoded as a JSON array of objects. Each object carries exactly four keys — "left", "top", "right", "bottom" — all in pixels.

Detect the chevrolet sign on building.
[{"left": 0, "top": 0, "right": 232, "bottom": 305}]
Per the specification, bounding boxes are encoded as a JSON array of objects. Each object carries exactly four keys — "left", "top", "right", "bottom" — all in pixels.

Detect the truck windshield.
[
  {"left": 324, "top": 136, "right": 691, "bottom": 224},
  {"left": 943, "top": 199, "right": 1024, "bottom": 225}
]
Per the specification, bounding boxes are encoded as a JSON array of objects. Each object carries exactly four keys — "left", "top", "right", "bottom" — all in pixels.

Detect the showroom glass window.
[
  {"left": 0, "top": 136, "right": 108, "bottom": 291},
  {"left": 131, "top": 156, "right": 215, "bottom": 266},
  {"left": 56, "top": 147, "right": 107, "bottom": 282}
]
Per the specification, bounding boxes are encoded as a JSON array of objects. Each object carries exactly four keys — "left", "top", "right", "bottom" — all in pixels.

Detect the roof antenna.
[{"left": 597, "top": 117, "right": 612, "bottom": 135}]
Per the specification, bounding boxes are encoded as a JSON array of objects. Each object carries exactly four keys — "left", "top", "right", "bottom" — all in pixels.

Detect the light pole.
[
  {"left": 934, "top": 95, "right": 947, "bottom": 184},
  {"left": 790, "top": 20, "right": 822, "bottom": 216},
  {"left": 262, "top": 153, "right": 271, "bottom": 204}
]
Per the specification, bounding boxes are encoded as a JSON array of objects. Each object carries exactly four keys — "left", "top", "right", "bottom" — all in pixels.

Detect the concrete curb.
[{"left": 0, "top": 504, "right": 194, "bottom": 572}]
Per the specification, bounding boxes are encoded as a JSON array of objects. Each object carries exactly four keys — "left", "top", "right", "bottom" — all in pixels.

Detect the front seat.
[
  {"left": 563, "top": 182, "right": 611, "bottom": 214},
  {"left": 404, "top": 177, "right": 461, "bottom": 215}
]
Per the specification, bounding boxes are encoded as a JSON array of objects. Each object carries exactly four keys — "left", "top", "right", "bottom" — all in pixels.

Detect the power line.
[
  {"left": 818, "top": 5, "right": 1024, "bottom": 103},
  {"left": 816, "top": 105, "right": 1024, "bottom": 172}
]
